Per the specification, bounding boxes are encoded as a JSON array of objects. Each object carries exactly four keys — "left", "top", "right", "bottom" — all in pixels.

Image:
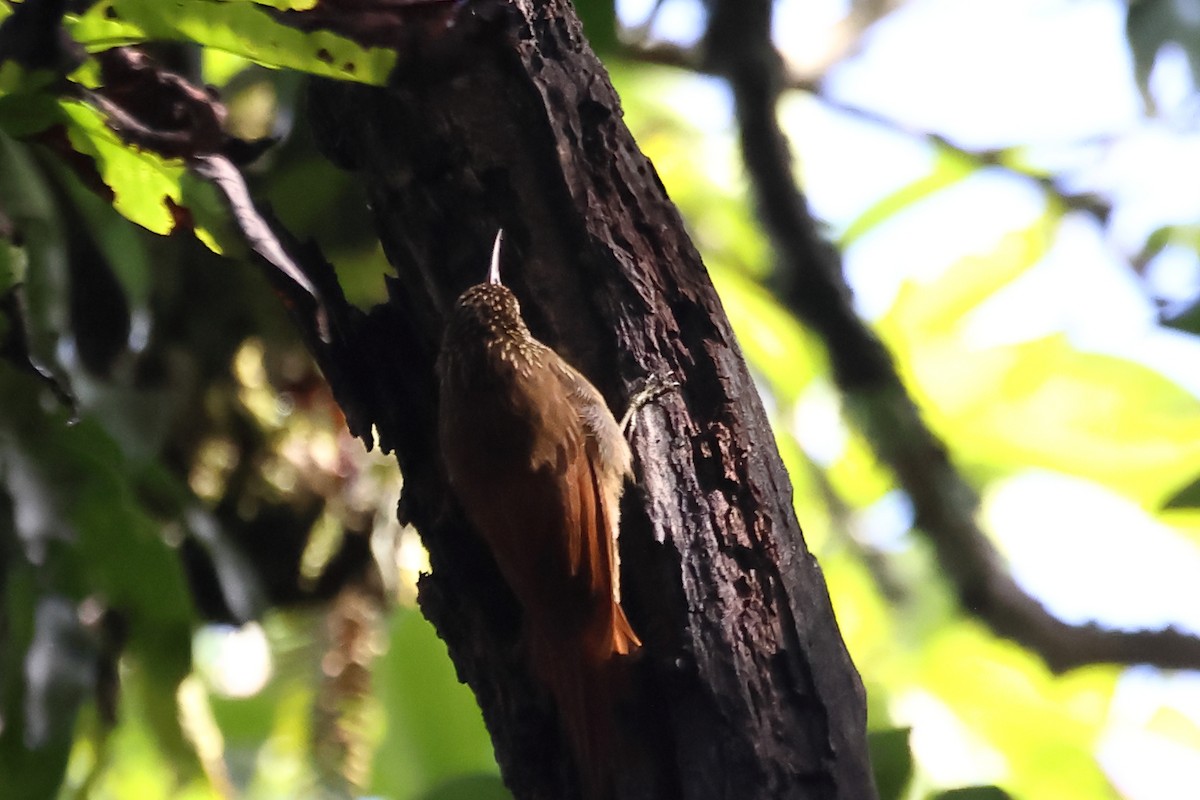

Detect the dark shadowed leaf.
[
  {"left": 574, "top": 0, "right": 617, "bottom": 56},
  {"left": 930, "top": 787, "right": 1014, "bottom": 800},
  {"left": 369, "top": 606, "right": 502, "bottom": 800},
  {"left": 868, "top": 727, "right": 913, "bottom": 800},
  {"left": 1163, "top": 473, "right": 1200, "bottom": 509},
  {"left": 1164, "top": 299, "right": 1200, "bottom": 336},
  {"left": 1126, "top": 0, "right": 1200, "bottom": 106}
]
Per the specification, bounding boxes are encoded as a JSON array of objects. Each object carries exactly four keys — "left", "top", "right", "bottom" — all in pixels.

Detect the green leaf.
[
  {"left": 0, "top": 243, "right": 13, "bottom": 299},
  {"left": 179, "top": 167, "right": 247, "bottom": 257},
  {"left": 872, "top": 210, "right": 1200, "bottom": 505},
  {"left": 1135, "top": 224, "right": 1200, "bottom": 274},
  {"left": 918, "top": 624, "right": 1117, "bottom": 800},
  {"left": 709, "top": 262, "right": 823, "bottom": 404},
  {"left": 1163, "top": 473, "right": 1200, "bottom": 510},
  {"left": 50, "top": 158, "right": 153, "bottom": 313},
  {"left": 574, "top": 0, "right": 617, "bottom": 56},
  {"left": 369, "top": 606, "right": 501, "bottom": 800},
  {"left": 201, "top": 48, "right": 255, "bottom": 88},
  {"left": 0, "top": 569, "right": 75, "bottom": 800},
  {"left": 868, "top": 727, "right": 913, "bottom": 800},
  {"left": 0, "top": 130, "right": 72, "bottom": 382},
  {"left": 1164, "top": 297, "right": 1200, "bottom": 336},
  {"left": 1140, "top": 225, "right": 1174, "bottom": 265},
  {"left": 825, "top": 420, "right": 896, "bottom": 508},
  {"left": 1126, "top": 0, "right": 1200, "bottom": 104},
  {"left": 0, "top": 87, "right": 63, "bottom": 137},
  {"left": 840, "top": 149, "right": 978, "bottom": 249},
  {"left": 418, "top": 773, "right": 513, "bottom": 800},
  {"left": 900, "top": 333, "right": 1200, "bottom": 507},
  {"left": 0, "top": 362, "right": 204, "bottom": 796},
  {"left": 68, "top": 0, "right": 396, "bottom": 85},
  {"left": 34, "top": 99, "right": 221, "bottom": 254},
  {"left": 71, "top": 670, "right": 220, "bottom": 799},
  {"left": 0, "top": 128, "right": 55, "bottom": 224},
  {"left": 930, "top": 788, "right": 1013, "bottom": 800},
  {"left": 59, "top": 99, "right": 186, "bottom": 235},
  {"left": 0, "top": 60, "right": 58, "bottom": 101},
  {"left": 205, "top": 613, "right": 326, "bottom": 796},
  {"left": 880, "top": 212, "right": 1060, "bottom": 341},
  {"left": 0, "top": 371, "right": 196, "bottom": 635}
]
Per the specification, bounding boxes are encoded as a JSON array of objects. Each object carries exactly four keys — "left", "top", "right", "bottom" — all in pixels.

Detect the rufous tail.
[{"left": 529, "top": 604, "right": 640, "bottom": 800}]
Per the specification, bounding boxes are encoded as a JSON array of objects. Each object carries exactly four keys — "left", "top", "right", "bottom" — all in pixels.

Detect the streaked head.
[{"left": 448, "top": 230, "right": 527, "bottom": 340}]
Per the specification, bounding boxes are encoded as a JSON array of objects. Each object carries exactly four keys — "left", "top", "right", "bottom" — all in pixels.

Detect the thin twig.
[{"left": 624, "top": 40, "right": 1113, "bottom": 223}]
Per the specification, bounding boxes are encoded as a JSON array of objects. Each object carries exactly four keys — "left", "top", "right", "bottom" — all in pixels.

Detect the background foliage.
[{"left": 2, "top": 1, "right": 1199, "bottom": 799}]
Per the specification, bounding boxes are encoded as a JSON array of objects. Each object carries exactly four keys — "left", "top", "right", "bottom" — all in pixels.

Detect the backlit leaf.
[{"left": 68, "top": 0, "right": 395, "bottom": 85}]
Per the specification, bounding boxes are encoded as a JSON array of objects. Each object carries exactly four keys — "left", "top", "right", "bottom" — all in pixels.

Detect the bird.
[{"left": 436, "top": 230, "right": 641, "bottom": 797}]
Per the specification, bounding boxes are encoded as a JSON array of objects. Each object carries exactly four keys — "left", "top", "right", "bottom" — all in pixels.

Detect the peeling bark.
[{"left": 299, "top": 1, "right": 877, "bottom": 797}]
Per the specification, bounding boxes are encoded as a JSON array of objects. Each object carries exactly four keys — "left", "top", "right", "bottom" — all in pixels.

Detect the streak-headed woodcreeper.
[{"left": 436, "top": 231, "right": 642, "bottom": 796}]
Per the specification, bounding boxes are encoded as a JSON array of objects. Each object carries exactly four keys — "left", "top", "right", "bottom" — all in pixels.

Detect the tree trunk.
[{"left": 298, "top": 1, "right": 878, "bottom": 797}]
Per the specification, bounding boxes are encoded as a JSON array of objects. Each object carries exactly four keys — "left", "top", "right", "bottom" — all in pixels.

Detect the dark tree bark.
[{"left": 294, "top": 1, "right": 878, "bottom": 797}]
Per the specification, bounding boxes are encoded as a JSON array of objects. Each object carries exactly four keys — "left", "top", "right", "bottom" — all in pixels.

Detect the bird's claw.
[{"left": 621, "top": 371, "right": 681, "bottom": 434}]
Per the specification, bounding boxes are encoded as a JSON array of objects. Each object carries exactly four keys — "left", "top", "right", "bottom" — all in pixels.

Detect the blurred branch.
[
  {"left": 697, "top": 0, "right": 1200, "bottom": 672},
  {"left": 623, "top": 40, "right": 1113, "bottom": 223},
  {"left": 774, "top": 0, "right": 904, "bottom": 82}
]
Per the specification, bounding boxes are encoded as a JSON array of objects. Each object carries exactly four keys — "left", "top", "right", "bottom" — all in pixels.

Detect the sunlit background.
[{"left": 4, "top": 0, "right": 1200, "bottom": 799}]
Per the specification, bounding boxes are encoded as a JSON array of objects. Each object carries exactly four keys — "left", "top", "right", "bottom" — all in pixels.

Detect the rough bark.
[{"left": 296, "top": 1, "right": 878, "bottom": 797}]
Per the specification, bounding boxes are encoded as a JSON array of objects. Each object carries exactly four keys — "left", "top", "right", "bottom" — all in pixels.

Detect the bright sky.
[
  {"left": 797, "top": 0, "right": 1200, "bottom": 639},
  {"left": 617, "top": 0, "right": 1200, "bottom": 797}
]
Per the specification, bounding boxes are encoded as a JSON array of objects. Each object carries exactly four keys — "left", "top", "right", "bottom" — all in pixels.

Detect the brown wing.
[
  {"left": 581, "top": 445, "right": 641, "bottom": 656},
  {"left": 441, "top": 344, "right": 639, "bottom": 656},
  {"left": 551, "top": 360, "right": 640, "bottom": 655},
  {"left": 555, "top": 436, "right": 613, "bottom": 599},
  {"left": 557, "top": 438, "right": 640, "bottom": 659},
  {"left": 527, "top": 359, "right": 639, "bottom": 657}
]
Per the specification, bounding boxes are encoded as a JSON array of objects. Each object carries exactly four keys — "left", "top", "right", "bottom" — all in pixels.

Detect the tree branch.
[
  {"left": 627, "top": 40, "right": 1112, "bottom": 223},
  {"left": 700, "top": 0, "right": 1200, "bottom": 672}
]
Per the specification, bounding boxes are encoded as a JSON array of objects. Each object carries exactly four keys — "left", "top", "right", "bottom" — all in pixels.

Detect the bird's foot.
[{"left": 620, "top": 372, "right": 681, "bottom": 435}]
